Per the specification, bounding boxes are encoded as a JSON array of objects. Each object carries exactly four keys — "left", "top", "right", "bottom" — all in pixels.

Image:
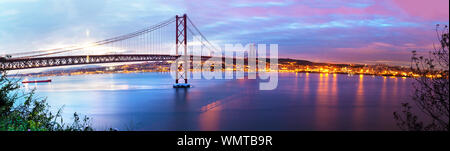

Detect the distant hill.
[
  {"left": 277, "top": 58, "right": 359, "bottom": 67},
  {"left": 278, "top": 58, "right": 313, "bottom": 65}
]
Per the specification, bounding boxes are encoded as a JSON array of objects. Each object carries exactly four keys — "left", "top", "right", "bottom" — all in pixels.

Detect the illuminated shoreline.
[{"left": 10, "top": 60, "right": 444, "bottom": 79}]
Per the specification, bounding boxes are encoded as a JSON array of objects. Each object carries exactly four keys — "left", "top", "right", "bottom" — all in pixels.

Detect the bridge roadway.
[
  {"left": 0, "top": 54, "right": 180, "bottom": 70},
  {"left": 0, "top": 54, "right": 260, "bottom": 71}
]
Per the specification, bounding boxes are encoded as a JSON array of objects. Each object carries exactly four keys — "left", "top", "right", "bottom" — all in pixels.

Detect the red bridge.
[{"left": 0, "top": 14, "right": 220, "bottom": 84}]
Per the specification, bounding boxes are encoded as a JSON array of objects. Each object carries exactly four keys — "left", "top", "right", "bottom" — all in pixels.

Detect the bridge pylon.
[{"left": 173, "top": 14, "right": 191, "bottom": 88}]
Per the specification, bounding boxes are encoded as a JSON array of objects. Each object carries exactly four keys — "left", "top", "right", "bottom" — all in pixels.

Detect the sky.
[{"left": 0, "top": 0, "right": 449, "bottom": 66}]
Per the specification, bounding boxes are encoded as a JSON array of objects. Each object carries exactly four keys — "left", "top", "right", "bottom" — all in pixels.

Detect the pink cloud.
[
  {"left": 391, "top": 0, "right": 449, "bottom": 21},
  {"left": 153, "top": 0, "right": 450, "bottom": 65}
]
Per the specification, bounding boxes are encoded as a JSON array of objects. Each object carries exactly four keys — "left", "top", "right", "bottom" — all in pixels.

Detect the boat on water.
[
  {"left": 22, "top": 79, "right": 52, "bottom": 83},
  {"left": 173, "top": 83, "right": 191, "bottom": 88}
]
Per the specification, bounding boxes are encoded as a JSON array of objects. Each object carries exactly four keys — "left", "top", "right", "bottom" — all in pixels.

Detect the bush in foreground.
[
  {"left": 394, "top": 25, "right": 449, "bottom": 131},
  {"left": 0, "top": 70, "right": 94, "bottom": 131}
]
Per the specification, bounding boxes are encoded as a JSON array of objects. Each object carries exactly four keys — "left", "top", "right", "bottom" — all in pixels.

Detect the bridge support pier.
[{"left": 173, "top": 14, "right": 191, "bottom": 88}]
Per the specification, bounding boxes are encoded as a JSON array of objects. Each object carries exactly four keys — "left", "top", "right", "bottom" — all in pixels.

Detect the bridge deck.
[
  {"left": 0, "top": 54, "right": 179, "bottom": 70},
  {"left": 1, "top": 54, "right": 260, "bottom": 71}
]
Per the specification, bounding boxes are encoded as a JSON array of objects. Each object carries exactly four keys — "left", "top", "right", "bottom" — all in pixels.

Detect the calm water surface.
[{"left": 24, "top": 72, "right": 413, "bottom": 130}]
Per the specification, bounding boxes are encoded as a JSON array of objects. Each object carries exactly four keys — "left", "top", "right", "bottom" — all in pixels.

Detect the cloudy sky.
[{"left": 0, "top": 0, "right": 449, "bottom": 65}]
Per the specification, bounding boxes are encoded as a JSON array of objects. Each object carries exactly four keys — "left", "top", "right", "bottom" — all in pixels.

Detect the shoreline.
[{"left": 11, "top": 70, "right": 415, "bottom": 79}]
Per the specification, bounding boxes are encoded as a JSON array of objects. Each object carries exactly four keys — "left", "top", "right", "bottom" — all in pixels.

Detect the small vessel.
[
  {"left": 173, "top": 83, "right": 191, "bottom": 88},
  {"left": 22, "top": 79, "right": 52, "bottom": 83}
]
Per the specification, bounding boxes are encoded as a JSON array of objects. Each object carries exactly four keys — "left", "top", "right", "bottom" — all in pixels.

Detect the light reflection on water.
[{"left": 23, "top": 72, "right": 412, "bottom": 131}]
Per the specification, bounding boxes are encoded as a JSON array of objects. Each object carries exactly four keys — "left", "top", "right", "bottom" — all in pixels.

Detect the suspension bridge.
[{"left": 0, "top": 14, "right": 222, "bottom": 85}]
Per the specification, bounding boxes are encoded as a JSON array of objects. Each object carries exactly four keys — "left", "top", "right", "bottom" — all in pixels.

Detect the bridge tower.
[{"left": 174, "top": 14, "right": 190, "bottom": 88}]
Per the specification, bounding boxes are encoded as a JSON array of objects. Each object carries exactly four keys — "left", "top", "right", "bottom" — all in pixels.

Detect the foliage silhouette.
[{"left": 394, "top": 25, "right": 449, "bottom": 131}]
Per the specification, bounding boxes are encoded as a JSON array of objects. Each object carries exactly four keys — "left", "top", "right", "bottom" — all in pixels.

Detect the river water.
[{"left": 23, "top": 72, "right": 413, "bottom": 130}]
